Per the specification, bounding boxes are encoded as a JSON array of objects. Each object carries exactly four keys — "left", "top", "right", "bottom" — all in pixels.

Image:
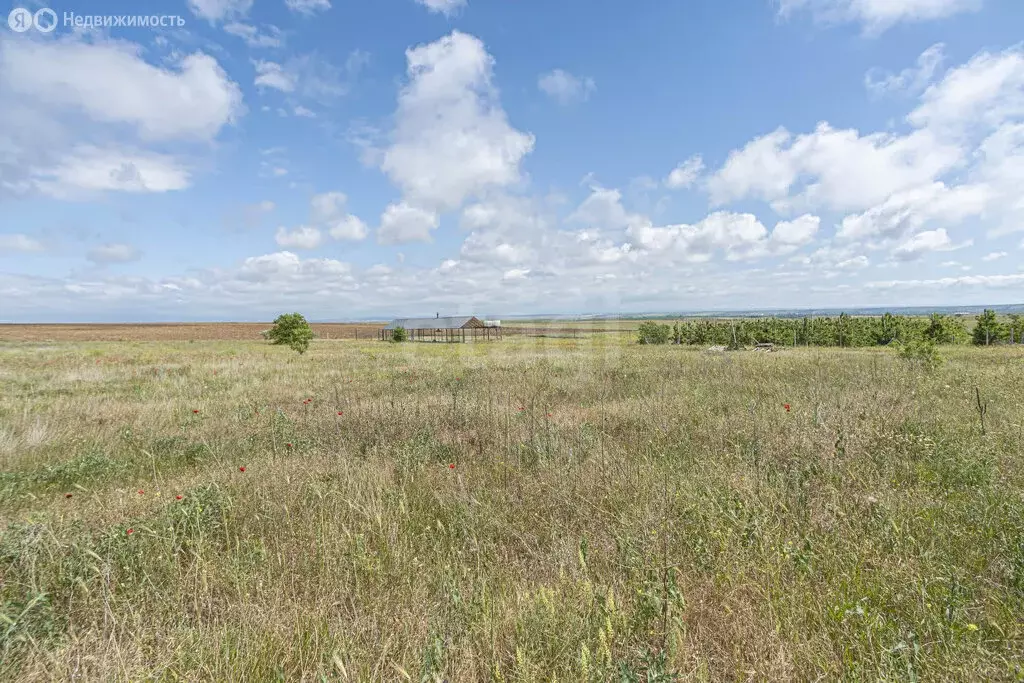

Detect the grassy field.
[{"left": 1, "top": 335, "right": 1023, "bottom": 680}]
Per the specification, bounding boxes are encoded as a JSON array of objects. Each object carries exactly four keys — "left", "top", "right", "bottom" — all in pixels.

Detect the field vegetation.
[
  {"left": 637, "top": 311, "right": 1024, "bottom": 348},
  {"left": 1, "top": 332, "right": 1023, "bottom": 680}
]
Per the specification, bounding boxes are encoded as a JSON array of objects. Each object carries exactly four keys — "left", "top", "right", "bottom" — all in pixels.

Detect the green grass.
[{"left": 1, "top": 337, "right": 1023, "bottom": 680}]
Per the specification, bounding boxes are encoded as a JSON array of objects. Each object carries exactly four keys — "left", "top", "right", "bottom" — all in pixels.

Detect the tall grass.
[{"left": 1, "top": 336, "right": 1022, "bottom": 680}]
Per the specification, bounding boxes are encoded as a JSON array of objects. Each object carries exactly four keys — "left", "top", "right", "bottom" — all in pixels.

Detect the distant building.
[{"left": 379, "top": 315, "right": 501, "bottom": 342}]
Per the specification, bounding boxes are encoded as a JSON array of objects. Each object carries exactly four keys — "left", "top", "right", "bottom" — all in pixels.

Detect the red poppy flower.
[
  {"left": 176, "top": 494, "right": 183, "bottom": 500},
  {"left": 138, "top": 489, "right": 144, "bottom": 495},
  {"left": 286, "top": 443, "right": 292, "bottom": 449},
  {"left": 126, "top": 528, "right": 134, "bottom": 535},
  {"left": 784, "top": 404, "right": 791, "bottom": 412},
  {"left": 192, "top": 409, "right": 199, "bottom": 414},
  {"left": 546, "top": 413, "right": 552, "bottom": 417},
  {"left": 449, "top": 463, "right": 455, "bottom": 469},
  {"left": 64, "top": 493, "right": 73, "bottom": 499},
  {"left": 337, "top": 411, "right": 343, "bottom": 416},
  {"left": 239, "top": 466, "right": 246, "bottom": 472}
]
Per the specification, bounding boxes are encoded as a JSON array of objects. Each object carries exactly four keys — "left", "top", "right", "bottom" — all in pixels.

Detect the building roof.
[{"left": 383, "top": 316, "right": 485, "bottom": 330}]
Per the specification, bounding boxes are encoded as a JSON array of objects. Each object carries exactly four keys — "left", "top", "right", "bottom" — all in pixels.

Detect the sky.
[{"left": 1, "top": 0, "right": 1023, "bottom": 322}]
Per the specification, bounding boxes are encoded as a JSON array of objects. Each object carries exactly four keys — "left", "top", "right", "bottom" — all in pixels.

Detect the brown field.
[
  {"left": 0, "top": 321, "right": 639, "bottom": 343},
  {"left": 0, "top": 322, "right": 385, "bottom": 342}
]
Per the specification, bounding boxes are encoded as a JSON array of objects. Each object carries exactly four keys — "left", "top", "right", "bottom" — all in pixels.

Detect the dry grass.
[{"left": 1, "top": 335, "right": 1023, "bottom": 680}]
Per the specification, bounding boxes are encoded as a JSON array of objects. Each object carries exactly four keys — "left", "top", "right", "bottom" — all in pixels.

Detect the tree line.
[{"left": 637, "top": 311, "right": 1024, "bottom": 347}]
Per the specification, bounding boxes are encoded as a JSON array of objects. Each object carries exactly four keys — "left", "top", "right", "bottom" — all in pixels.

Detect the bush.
[
  {"left": 637, "top": 321, "right": 671, "bottom": 345},
  {"left": 925, "top": 313, "right": 968, "bottom": 344},
  {"left": 262, "top": 313, "right": 314, "bottom": 354},
  {"left": 972, "top": 309, "right": 1006, "bottom": 346},
  {"left": 897, "top": 339, "right": 943, "bottom": 370},
  {"left": 391, "top": 327, "right": 408, "bottom": 342}
]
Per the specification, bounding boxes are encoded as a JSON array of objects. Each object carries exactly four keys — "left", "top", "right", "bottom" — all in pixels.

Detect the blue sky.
[{"left": 1, "top": 0, "right": 1023, "bottom": 322}]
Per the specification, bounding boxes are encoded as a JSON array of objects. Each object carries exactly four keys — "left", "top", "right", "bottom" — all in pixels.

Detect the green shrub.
[
  {"left": 391, "top": 327, "right": 408, "bottom": 342},
  {"left": 897, "top": 339, "right": 943, "bottom": 370},
  {"left": 637, "top": 321, "right": 671, "bottom": 345},
  {"left": 262, "top": 313, "right": 314, "bottom": 354}
]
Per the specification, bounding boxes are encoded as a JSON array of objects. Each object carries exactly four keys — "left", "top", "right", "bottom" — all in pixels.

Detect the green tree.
[
  {"left": 637, "top": 321, "right": 671, "bottom": 345},
  {"left": 925, "top": 313, "right": 967, "bottom": 344},
  {"left": 391, "top": 326, "right": 408, "bottom": 342},
  {"left": 1009, "top": 314, "right": 1023, "bottom": 344},
  {"left": 972, "top": 309, "right": 1005, "bottom": 346},
  {"left": 263, "top": 312, "right": 315, "bottom": 354}
]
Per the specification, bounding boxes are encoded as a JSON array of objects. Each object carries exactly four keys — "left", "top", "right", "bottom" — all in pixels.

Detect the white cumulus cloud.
[
  {"left": 378, "top": 31, "right": 535, "bottom": 212},
  {"left": 378, "top": 202, "right": 440, "bottom": 244}
]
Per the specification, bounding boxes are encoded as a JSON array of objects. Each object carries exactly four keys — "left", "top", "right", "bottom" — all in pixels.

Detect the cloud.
[
  {"left": 187, "top": 0, "right": 253, "bottom": 22},
  {"left": 981, "top": 251, "right": 1007, "bottom": 261},
  {"left": 503, "top": 268, "right": 530, "bottom": 281},
  {"left": 0, "top": 34, "right": 241, "bottom": 200},
  {"left": 1, "top": 37, "right": 243, "bottom": 142},
  {"left": 707, "top": 124, "right": 961, "bottom": 213},
  {"left": 254, "top": 60, "right": 296, "bottom": 92},
  {"left": 708, "top": 45, "right": 1024, "bottom": 252},
  {"left": 664, "top": 155, "right": 704, "bottom": 190},
  {"left": 867, "top": 273, "right": 1024, "bottom": 289},
  {"left": 310, "top": 192, "right": 368, "bottom": 241},
  {"left": 273, "top": 192, "right": 368, "bottom": 248},
  {"left": 836, "top": 255, "right": 870, "bottom": 269},
  {"left": 414, "top": 0, "right": 466, "bottom": 15},
  {"left": 538, "top": 69, "right": 596, "bottom": 105},
  {"left": 286, "top": 0, "right": 332, "bottom": 15},
  {"left": 568, "top": 186, "right": 646, "bottom": 233},
  {"left": 27, "top": 146, "right": 191, "bottom": 199},
  {"left": 776, "top": 0, "right": 981, "bottom": 34},
  {"left": 771, "top": 214, "right": 821, "bottom": 246},
  {"left": 224, "top": 23, "right": 283, "bottom": 48},
  {"left": 275, "top": 226, "right": 324, "bottom": 249},
  {"left": 293, "top": 105, "right": 316, "bottom": 118},
  {"left": 378, "top": 202, "right": 440, "bottom": 244},
  {"left": 237, "top": 251, "right": 352, "bottom": 282},
  {"left": 836, "top": 182, "right": 990, "bottom": 241},
  {"left": 254, "top": 52, "right": 367, "bottom": 101},
  {"left": 908, "top": 47, "right": 1024, "bottom": 135},
  {"left": 377, "top": 31, "right": 535, "bottom": 212},
  {"left": 866, "top": 43, "right": 945, "bottom": 95},
  {"left": 891, "top": 228, "right": 972, "bottom": 260},
  {"left": 0, "top": 233, "right": 46, "bottom": 253},
  {"left": 87, "top": 243, "right": 141, "bottom": 265},
  {"left": 627, "top": 211, "right": 773, "bottom": 262}
]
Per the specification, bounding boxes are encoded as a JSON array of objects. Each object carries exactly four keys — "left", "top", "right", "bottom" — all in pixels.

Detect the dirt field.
[
  {"left": 0, "top": 322, "right": 638, "bottom": 342},
  {"left": 0, "top": 322, "right": 385, "bottom": 342}
]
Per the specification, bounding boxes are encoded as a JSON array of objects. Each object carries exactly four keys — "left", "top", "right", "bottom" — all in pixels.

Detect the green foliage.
[
  {"left": 263, "top": 312, "right": 314, "bottom": 354},
  {"left": 925, "top": 313, "right": 968, "bottom": 344},
  {"left": 897, "top": 339, "right": 943, "bottom": 370},
  {"left": 972, "top": 309, "right": 1006, "bottom": 346},
  {"left": 637, "top": 321, "right": 671, "bottom": 345},
  {"left": 391, "top": 326, "right": 408, "bottom": 343},
  {"left": 664, "top": 313, "right": 979, "bottom": 348},
  {"left": 1007, "top": 314, "right": 1023, "bottom": 344}
]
